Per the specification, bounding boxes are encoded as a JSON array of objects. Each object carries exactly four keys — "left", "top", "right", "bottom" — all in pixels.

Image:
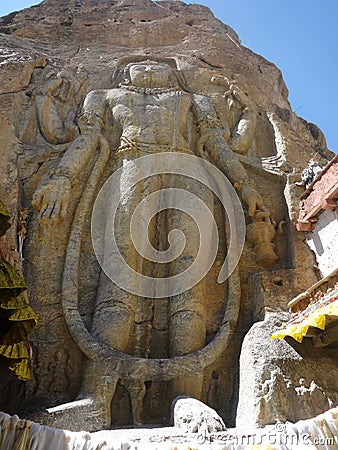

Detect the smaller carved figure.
[
  {"left": 45, "top": 349, "right": 70, "bottom": 394},
  {"left": 124, "top": 379, "right": 146, "bottom": 426},
  {"left": 295, "top": 377, "right": 308, "bottom": 396},
  {"left": 258, "top": 370, "right": 288, "bottom": 424},
  {"left": 211, "top": 74, "right": 257, "bottom": 156},
  {"left": 295, "top": 378, "right": 332, "bottom": 413},
  {"left": 35, "top": 68, "right": 86, "bottom": 145},
  {"left": 246, "top": 211, "right": 279, "bottom": 267}
]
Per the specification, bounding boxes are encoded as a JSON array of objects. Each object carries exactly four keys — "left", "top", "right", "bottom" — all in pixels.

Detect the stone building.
[
  {"left": 297, "top": 154, "right": 338, "bottom": 276},
  {"left": 273, "top": 156, "right": 338, "bottom": 348}
]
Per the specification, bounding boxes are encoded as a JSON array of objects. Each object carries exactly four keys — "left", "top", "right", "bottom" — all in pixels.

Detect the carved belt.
[{"left": 115, "top": 136, "right": 192, "bottom": 155}]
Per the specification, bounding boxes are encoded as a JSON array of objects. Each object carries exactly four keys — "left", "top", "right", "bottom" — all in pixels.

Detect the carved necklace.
[{"left": 119, "top": 83, "right": 180, "bottom": 95}]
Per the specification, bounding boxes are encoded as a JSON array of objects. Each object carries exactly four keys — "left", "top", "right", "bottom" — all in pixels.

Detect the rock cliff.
[{"left": 0, "top": 0, "right": 336, "bottom": 432}]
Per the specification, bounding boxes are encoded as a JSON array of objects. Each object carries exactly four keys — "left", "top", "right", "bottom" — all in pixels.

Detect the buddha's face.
[{"left": 129, "top": 63, "right": 171, "bottom": 88}]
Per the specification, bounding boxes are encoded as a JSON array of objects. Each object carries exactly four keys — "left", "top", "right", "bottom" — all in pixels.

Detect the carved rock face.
[{"left": 0, "top": 0, "right": 336, "bottom": 432}]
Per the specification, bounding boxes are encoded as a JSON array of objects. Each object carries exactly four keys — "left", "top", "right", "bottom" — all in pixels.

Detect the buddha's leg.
[
  {"left": 80, "top": 156, "right": 146, "bottom": 427},
  {"left": 91, "top": 276, "right": 137, "bottom": 351},
  {"left": 168, "top": 179, "right": 214, "bottom": 400},
  {"left": 80, "top": 234, "right": 139, "bottom": 428},
  {"left": 83, "top": 158, "right": 167, "bottom": 425},
  {"left": 169, "top": 292, "right": 207, "bottom": 399},
  {"left": 79, "top": 280, "right": 138, "bottom": 428}
]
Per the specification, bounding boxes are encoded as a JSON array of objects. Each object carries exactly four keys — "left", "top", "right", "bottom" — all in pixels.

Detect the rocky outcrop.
[
  {"left": 237, "top": 272, "right": 338, "bottom": 427},
  {"left": 237, "top": 312, "right": 338, "bottom": 428},
  {"left": 172, "top": 396, "right": 226, "bottom": 433}
]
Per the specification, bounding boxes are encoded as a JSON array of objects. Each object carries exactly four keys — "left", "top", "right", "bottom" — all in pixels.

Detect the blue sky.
[{"left": 1, "top": 0, "right": 337, "bottom": 153}]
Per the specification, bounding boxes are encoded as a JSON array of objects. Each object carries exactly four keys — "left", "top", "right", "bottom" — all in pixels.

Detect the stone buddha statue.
[{"left": 32, "top": 58, "right": 273, "bottom": 429}]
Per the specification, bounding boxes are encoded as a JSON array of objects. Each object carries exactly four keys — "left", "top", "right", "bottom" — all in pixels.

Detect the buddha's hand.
[
  {"left": 238, "top": 183, "right": 266, "bottom": 218},
  {"left": 32, "top": 175, "right": 71, "bottom": 222}
]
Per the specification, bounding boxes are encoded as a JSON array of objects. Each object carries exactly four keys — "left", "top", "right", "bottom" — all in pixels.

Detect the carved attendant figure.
[{"left": 36, "top": 69, "right": 80, "bottom": 145}]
